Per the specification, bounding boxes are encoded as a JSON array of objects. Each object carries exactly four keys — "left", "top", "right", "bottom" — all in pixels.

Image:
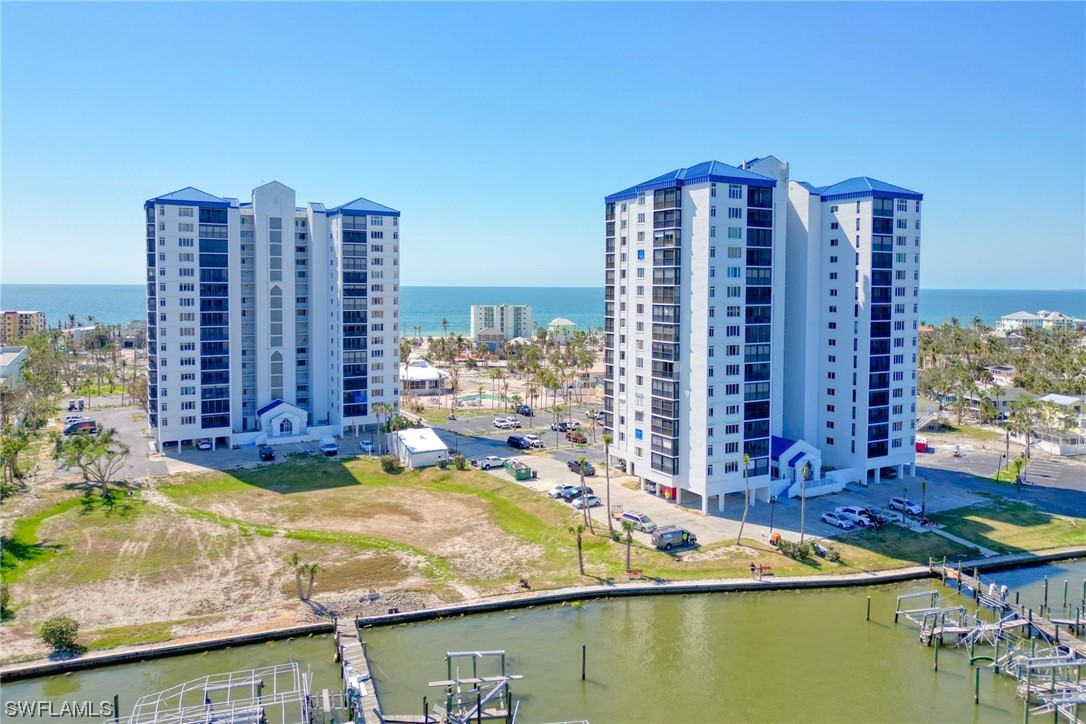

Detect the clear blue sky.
[{"left": 3, "top": 2, "right": 1083, "bottom": 289}]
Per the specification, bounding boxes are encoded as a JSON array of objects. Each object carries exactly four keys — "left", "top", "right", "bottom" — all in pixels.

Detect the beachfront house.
[{"left": 400, "top": 359, "right": 450, "bottom": 396}]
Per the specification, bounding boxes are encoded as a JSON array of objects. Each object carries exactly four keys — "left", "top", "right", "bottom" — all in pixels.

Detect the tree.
[
  {"left": 304, "top": 563, "right": 319, "bottom": 599},
  {"left": 577, "top": 455, "right": 594, "bottom": 533},
  {"left": 569, "top": 523, "right": 585, "bottom": 576},
  {"left": 131, "top": 374, "right": 149, "bottom": 411},
  {"left": 1009, "top": 396, "right": 1040, "bottom": 459},
  {"left": 1, "top": 426, "right": 32, "bottom": 495},
  {"left": 53, "top": 428, "right": 130, "bottom": 497},
  {"left": 372, "top": 402, "right": 394, "bottom": 455},
  {"left": 603, "top": 433, "right": 614, "bottom": 538},
  {"left": 289, "top": 552, "right": 305, "bottom": 600},
  {"left": 441, "top": 318, "right": 449, "bottom": 338},
  {"left": 39, "top": 615, "right": 79, "bottom": 652},
  {"left": 736, "top": 453, "right": 751, "bottom": 545},
  {"left": 799, "top": 462, "right": 812, "bottom": 545},
  {"left": 622, "top": 520, "right": 635, "bottom": 572}
]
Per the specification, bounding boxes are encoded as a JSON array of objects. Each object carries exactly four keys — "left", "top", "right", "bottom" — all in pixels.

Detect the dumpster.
[{"left": 504, "top": 459, "right": 533, "bottom": 481}]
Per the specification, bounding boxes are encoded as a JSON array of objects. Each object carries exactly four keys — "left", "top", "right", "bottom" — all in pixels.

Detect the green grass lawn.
[{"left": 930, "top": 501, "right": 1086, "bottom": 554}]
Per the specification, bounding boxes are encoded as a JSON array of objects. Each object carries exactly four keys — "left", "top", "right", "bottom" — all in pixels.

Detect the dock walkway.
[{"left": 336, "top": 616, "right": 382, "bottom": 722}]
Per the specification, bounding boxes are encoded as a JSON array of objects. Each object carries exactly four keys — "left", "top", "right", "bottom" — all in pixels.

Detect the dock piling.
[
  {"left": 113, "top": 694, "right": 119, "bottom": 724},
  {"left": 1042, "top": 576, "right": 1048, "bottom": 613},
  {"left": 581, "top": 644, "right": 586, "bottom": 681},
  {"left": 1063, "top": 579, "right": 1068, "bottom": 608},
  {"left": 866, "top": 596, "right": 871, "bottom": 622},
  {"left": 974, "top": 666, "right": 980, "bottom": 705},
  {"left": 934, "top": 634, "right": 940, "bottom": 671}
]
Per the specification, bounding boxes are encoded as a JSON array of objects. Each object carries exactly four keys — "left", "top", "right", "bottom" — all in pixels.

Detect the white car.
[
  {"left": 548, "top": 484, "right": 577, "bottom": 499},
  {"left": 820, "top": 512, "right": 856, "bottom": 530},
  {"left": 522, "top": 433, "right": 542, "bottom": 447},
  {"left": 889, "top": 497, "right": 923, "bottom": 516},
  {"left": 571, "top": 494, "right": 602, "bottom": 510},
  {"left": 359, "top": 440, "right": 375, "bottom": 455},
  {"left": 493, "top": 418, "right": 514, "bottom": 429},
  {"left": 474, "top": 455, "right": 505, "bottom": 470},
  {"left": 835, "top": 506, "right": 874, "bottom": 528},
  {"left": 196, "top": 439, "right": 213, "bottom": 451}
]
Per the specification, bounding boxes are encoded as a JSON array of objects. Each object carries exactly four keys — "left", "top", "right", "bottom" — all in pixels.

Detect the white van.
[{"left": 319, "top": 436, "right": 339, "bottom": 456}]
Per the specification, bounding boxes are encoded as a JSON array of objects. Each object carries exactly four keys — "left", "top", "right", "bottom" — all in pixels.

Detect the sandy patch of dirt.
[{"left": 679, "top": 544, "right": 760, "bottom": 563}]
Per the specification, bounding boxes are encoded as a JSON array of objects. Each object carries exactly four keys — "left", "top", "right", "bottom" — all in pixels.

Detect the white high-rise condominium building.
[
  {"left": 784, "top": 175, "right": 923, "bottom": 481},
  {"left": 603, "top": 157, "right": 921, "bottom": 512},
  {"left": 469, "top": 305, "right": 532, "bottom": 340},
  {"left": 144, "top": 182, "right": 400, "bottom": 451}
]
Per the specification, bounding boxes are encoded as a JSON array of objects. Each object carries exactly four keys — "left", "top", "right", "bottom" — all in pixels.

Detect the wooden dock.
[
  {"left": 947, "top": 567, "right": 1086, "bottom": 656},
  {"left": 335, "top": 616, "right": 382, "bottom": 722}
]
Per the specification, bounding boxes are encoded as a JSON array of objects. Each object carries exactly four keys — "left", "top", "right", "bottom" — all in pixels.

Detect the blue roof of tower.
[
  {"left": 605, "top": 160, "right": 776, "bottom": 202},
  {"left": 145, "top": 186, "right": 232, "bottom": 208},
  {"left": 811, "top": 176, "right": 923, "bottom": 202},
  {"left": 326, "top": 196, "right": 400, "bottom": 217}
]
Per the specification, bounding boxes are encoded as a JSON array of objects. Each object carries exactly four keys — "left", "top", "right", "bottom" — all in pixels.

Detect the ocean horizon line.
[{"left": 5, "top": 283, "right": 1085, "bottom": 293}]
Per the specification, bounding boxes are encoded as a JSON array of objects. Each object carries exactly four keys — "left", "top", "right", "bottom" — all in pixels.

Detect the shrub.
[
  {"left": 778, "top": 539, "right": 813, "bottom": 561},
  {"left": 0, "top": 580, "right": 10, "bottom": 619},
  {"left": 39, "top": 615, "right": 79, "bottom": 652},
  {"left": 453, "top": 455, "right": 468, "bottom": 471},
  {"left": 437, "top": 458, "right": 448, "bottom": 470},
  {"left": 380, "top": 455, "right": 403, "bottom": 474}
]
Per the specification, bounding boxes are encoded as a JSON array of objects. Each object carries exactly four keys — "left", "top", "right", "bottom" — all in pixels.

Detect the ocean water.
[{"left": 2, "top": 284, "right": 1084, "bottom": 334}]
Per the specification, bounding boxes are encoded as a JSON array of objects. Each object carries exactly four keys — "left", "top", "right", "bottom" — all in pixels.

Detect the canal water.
[{"left": 3, "top": 560, "right": 1083, "bottom": 723}]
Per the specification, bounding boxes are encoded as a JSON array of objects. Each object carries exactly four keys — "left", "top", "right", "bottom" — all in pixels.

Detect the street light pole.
[{"left": 769, "top": 496, "right": 778, "bottom": 536}]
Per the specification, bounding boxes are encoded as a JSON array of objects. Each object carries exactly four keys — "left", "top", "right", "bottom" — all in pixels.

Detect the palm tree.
[
  {"left": 799, "top": 462, "right": 812, "bottom": 545},
  {"left": 288, "top": 552, "right": 305, "bottom": 600},
  {"left": 569, "top": 523, "right": 586, "bottom": 576},
  {"left": 304, "top": 563, "right": 319, "bottom": 599},
  {"left": 736, "top": 453, "right": 751, "bottom": 545},
  {"left": 578, "top": 455, "right": 594, "bottom": 533},
  {"left": 373, "top": 402, "right": 394, "bottom": 455},
  {"left": 622, "top": 520, "right": 635, "bottom": 572},
  {"left": 441, "top": 318, "right": 449, "bottom": 338},
  {"left": 603, "top": 433, "right": 614, "bottom": 538}
]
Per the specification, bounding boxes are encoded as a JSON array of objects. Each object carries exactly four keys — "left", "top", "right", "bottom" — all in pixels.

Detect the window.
[
  {"left": 179, "top": 238, "right": 194, "bottom": 247},
  {"left": 829, "top": 256, "right": 837, "bottom": 263},
  {"left": 728, "top": 184, "right": 742, "bottom": 199},
  {"left": 710, "top": 207, "right": 716, "bottom": 217},
  {"left": 178, "top": 223, "right": 193, "bottom": 232},
  {"left": 830, "top": 222, "right": 839, "bottom": 229},
  {"left": 826, "top": 437, "right": 834, "bottom": 445},
  {"left": 727, "top": 227, "right": 742, "bottom": 239},
  {"left": 896, "top": 199, "right": 907, "bottom": 212},
  {"left": 727, "top": 207, "right": 741, "bottom": 219},
  {"left": 830, "top": 238, "right": 838, "bottom": 247},
  {"left": 371, "top": 231, "right": 384, "bottom": 239},
  {"left": 371, "top": 216, "right": 384, "bottom": 226},
  {"left": 896, "top": 219, "right": 907, "bottom": 229},
  {"left": 830, "top": 205, "right": 839, "bottom": 212},
  {"left": 711, "top": 184, "right": 717, "bottom": 198},
  {"left": 637, "top": 213, "right": 645, "bottom": 223}
]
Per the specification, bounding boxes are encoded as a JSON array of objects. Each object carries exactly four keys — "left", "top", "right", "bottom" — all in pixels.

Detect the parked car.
[
  {"left": 865, "top": 506, "right": 889, "bottom": 524},
  {"left": 567, "top": 460, "right": 596, "bottom": 476},
  {"left": 63, "top": 414, "right": 84, "bottom": 424},
  {"left": 522, "top": 433, "right": 542, "bottom": 448},
  {"left": 571, "top": 495, "right": 602, "bottom": 510},
  {"left": 550, "top": 420, "right": 582, "bottom": 432},
  {"left": 566, "top": 431, "right": 588, "bottom": 444},
  {"left": 888, "top": 497, "right": 922, "bottom": 516},
  {"left": 548, "top": 484, "right": 578, "bottom": 499},
  {"left": 616, "top": 511, "right": 656, "bottom": 533},
  {"left": 67, "top": 399, "right": 84, "bottom": 412},
  {"left": 259, "top": 445, "right": 276, "bottom": 461},
  {"left": 473, "top": 455, "right": 505, "bottom": 470},
  {"left": 319, "top": 436, "right": 339, "bottom": 456},
  {"left": 881, "top": 467, "right": 899, "bottom": 479},
  {"left": 63, "top": 419, "right": 97, "bottom": 436},
  {"left": 196, "top": 439, "right": 213, "bottom": 451},
  {"left": 507, "top": 435, "right": 533, "bottom": 450},
  {"left": 493, "top": 418, "right": 515, "bottom": 429},
  {"left": 652, "top": 525, "right": 697, "bottom": 551},
  {"left": 359, "top": 440, "right": 375, "bottom": 455},
  {"left": 835, "top": 506, "right": 874, "bottom": 528},
  {"left": 821, "top": 512, "right": 856, "bottom": 530},
  {"left": 515, "top": 404, "right": 533, "bottom": 417},
  {"left": 560, "top": 486, "right": 594, "bottom": 501}
]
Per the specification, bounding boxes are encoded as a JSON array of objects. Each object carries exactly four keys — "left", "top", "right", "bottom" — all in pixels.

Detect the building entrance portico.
[{"left": 257, "top": 399, "right": 308, "bottom": 441}]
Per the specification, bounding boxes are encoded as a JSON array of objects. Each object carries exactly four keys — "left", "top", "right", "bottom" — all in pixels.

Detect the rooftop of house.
[{"left": 605, "top": 160, "right": 777, "bottom": 201}]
